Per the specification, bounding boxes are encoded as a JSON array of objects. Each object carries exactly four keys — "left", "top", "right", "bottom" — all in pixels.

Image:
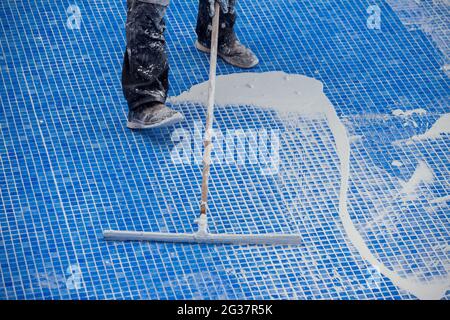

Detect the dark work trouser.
[{"left": 122, "top": 0, "right": 237, "bottom": 111}]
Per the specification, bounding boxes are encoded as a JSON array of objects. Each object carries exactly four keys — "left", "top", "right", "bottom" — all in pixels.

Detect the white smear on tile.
[
  {"left": 430, "top": 195, "right": 450, "bottom": 204},
  {"left": 394, "top": 113, "right": 450, "bottom": 145},
  {"left": 387, "top": 0, "right": 450, "bottom": 77},
  {"left": 400, "top": 161, "right": 434, "bottom": 200},
  {"left": 392, "top": 108, "right": 427, "bottom": 117},
  {"left": 170, "top": 71, "right": 449, "bottom": 299},
  {"left": 349, "top": 135, "right": 363, "bottom": 143},
  {"left": 392, "top": 160, "right": 403, "bottom": 167},
  {"left": 409, "top": 113, "right": 450, "bottom": 142}
]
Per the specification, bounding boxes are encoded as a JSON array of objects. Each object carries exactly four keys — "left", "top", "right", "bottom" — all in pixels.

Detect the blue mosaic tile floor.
[{"left": 0, "top": 0, "right": 449, "bottom": 299}]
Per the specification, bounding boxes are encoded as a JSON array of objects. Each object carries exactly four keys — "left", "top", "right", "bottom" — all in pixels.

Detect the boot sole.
[
  {"left": 127, "top": 112, "right": 184, "bottom": 130},
  {"left": 195, "top": 40, "right": 259, "bottom": 69}
]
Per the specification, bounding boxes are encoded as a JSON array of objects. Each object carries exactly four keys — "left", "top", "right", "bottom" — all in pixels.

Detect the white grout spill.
[
  {"left": 392, "top": 160, "right": 404, "bottom": 167},
  {"left": 400, "top": 160, "right": 434, "bottom": 200},
  {"left": 387, "top": 0, "right": 450, "bottom": 77},
  {"left": 170, "top": 71, "right": 326, "bottom": 115},
  {"left": 392, "top": 108, "right": 427, "bottom": 117},
  {"left": 393, "top": 113, "right": 450, "bottom": 145},
  {"left": 170, "top": 71, "right": 449, "bottom": 299},
  {"left": 408, "top": 113, "right": 450, "bottom": 142}
]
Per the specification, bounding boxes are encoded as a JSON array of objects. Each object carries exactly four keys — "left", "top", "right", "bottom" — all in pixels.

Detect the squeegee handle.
[{"left": 200, "top": 2, "right": 220, "bottom": 216}]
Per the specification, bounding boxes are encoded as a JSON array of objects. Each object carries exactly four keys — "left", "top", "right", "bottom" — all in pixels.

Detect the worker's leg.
[
  {"left": 196, "top": 0, "right": 237, "bottom": 48},
  {"left": 122, "top": 0, "right": 170, "bottom": 111},
  {"left": 195, "top": 0, "right": 259, "bottom": 69},
  {"left": 122, "top": 0, "right": 184, "bottom": 129}
]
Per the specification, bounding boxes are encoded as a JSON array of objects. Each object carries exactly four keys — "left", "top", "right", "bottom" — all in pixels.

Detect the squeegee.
[{"left": 103, "top": 2, "right": 301, "bottom": 246}]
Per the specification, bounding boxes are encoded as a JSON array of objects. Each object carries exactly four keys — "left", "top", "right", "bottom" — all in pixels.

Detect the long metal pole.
[{"left": 200, "top": 2, "right": 221, "bottom": 218}]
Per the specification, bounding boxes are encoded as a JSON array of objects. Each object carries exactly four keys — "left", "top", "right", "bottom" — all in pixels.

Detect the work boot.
[
  {"left": 127, "top": 103, "right": 184, "bottom": 129},
  {"left": 195, "top": 38, "right": 259, "bottom": 69}
]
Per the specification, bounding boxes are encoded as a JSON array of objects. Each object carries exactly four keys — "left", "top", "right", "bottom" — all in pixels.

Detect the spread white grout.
[
  {"left": 408, "top": 113, "right": 450, "bottom": 142},
  {"left": 392, "top": 108, "right": 427, "bottom": 117},
  {"left": 170, "top": 71, "right": 449, "bottom": 299},
  {"left": 392, "top": 160, "right": 404, "bottom": 167},
  {"left": 400, "top": 160, "right": 434, "bottom": 200},
  {"left": 393, "top": 113, "right": 450, "bottom": 145}
]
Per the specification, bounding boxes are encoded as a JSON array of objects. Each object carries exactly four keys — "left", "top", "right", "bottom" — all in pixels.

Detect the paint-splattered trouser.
[{"left": 122, "top": 0, "right": 237, "bottom": 111}]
